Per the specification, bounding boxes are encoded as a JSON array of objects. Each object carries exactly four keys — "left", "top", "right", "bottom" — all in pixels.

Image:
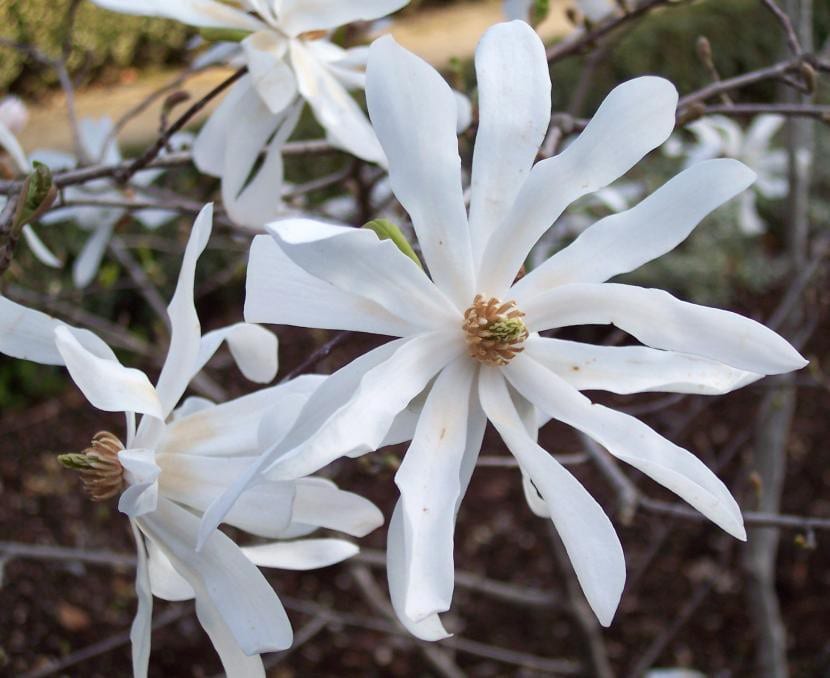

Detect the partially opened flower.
[
  {"left": 90, "top": 0, "right": 410, "bottom": 227},
  {"left": 211, "top": 22, "right": 805, "bottom": 638},
  {"left": 36, "top": 117, "right": 188, "bottom": 287},
  {"left": 0, "top": 204, "right": 383, "bottom": 675},
  {"left": 665, "top": 114, "right": 788, "bottom": 235}
]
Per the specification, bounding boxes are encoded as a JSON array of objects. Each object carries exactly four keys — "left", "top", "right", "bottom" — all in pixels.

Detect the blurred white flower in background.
[
  {"left": 0, "top": 205, "right": 382, "bottom": 676},
  {"left": 504, "top": 0, "right": 617, "bottom": 24},
  {"left": 35, "top": 117, "right": 190, "bottom": 287},
  {"left": 665, "top": 114, "right": 788, "bottom": 235},
  {"left": 89, "top": 0, "right": 411, "bottom": 227},
  {"left": 0, "top": 96, "right": 29, "bottom": 135},
  {"left": 209, "top": 22, "right": 806, "bottom": 639}
]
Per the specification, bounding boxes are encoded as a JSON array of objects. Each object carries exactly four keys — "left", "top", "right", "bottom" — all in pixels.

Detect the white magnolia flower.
[
  {"left": 208, "top": 23, "right": 805, "bottom": 637},
  {"left": 0, "top": 99, "right": 65, "bottom": 269},
  {"left": 90, "top": 0, "right": 410, "bottom": 227},
  {"left": 36, "top": 117, "right": 188, "bottom": 287},
  {"left": 665, "top": 114, "right": 788, "bottom": 235},
  {"left": 0, "top": 204, "right": 383, "bottom": 675}
]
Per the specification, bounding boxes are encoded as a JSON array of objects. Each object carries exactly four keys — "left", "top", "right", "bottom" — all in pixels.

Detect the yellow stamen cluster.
[
  {"left": 58, "top": 431, "right": 124, "bottom": 502},
  {"left": 463, "top": 295, "right": 529, "bottom": 366}
]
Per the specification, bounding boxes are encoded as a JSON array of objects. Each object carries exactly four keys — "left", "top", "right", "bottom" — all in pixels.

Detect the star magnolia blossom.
[
  {"left": 90, "top": 0, "right": 410, "bottom": 227},
  {"left": 36, "top": 117, "right": 187, "bottom": 287},
  {"left": 665, "top": 114, "right": 788, "bottom": 235},
  {"left": 207, "top": 22, "right": 806, "bottom": 637},
  {"left": 0, "top": 205, "right": 383, "bottom": 675}
]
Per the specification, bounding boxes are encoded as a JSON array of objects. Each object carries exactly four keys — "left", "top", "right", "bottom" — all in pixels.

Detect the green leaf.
[{"left": 362, "top": 219, "right": 422, "bottom": 269}]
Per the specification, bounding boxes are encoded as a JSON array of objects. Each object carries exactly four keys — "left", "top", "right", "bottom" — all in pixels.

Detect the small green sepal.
[{"left": 363, "top": 219, "right": 422, "bottom": 269}]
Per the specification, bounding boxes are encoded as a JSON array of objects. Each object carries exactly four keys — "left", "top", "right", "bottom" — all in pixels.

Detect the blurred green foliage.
[{"left": 1, "top": 0, "right": 191, "bottom": 94}]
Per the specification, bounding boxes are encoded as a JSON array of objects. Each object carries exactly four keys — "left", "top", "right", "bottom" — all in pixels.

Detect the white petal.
[
  {"left": 478, "top": 368, "right": 625, "bottom": 626},
  {"left": 242, "top": 31, "right": 297, "bottom": 114},
  {"left": 289, "top": 40, "right": 385, "bottom": 164},
  {"left": 195, "top": 599, "right": 266, "bottom": 678},
  {"left": 54, "top": 326, "right": 163, "bottom": 417},
  {"left": 577, "top": 0, "right": 616, "bottom": 22},
  {"left": 88, "top": 0, "right": 263, "bottom": 30},
  {"left": 266, "top": 332, "right": 464, "bottom": 480},
  {"left": 522, "top": 282, "right": 807, "bottom": 375},
  {"left": 513, "top": 159, "right": 757, "bottom": 300},
  {"left": 267, "top": 219, "right": 459, "bottom": 331},
  {"left": 156, "top": 453, "right": 296, "bottom": 537},
  {"left": 0, "top": 297, "right": 72, "bottom": 365},
  {"left": 195, "top": 323, "right": 279, "bottom": 384},
  {"left": 147, "top": 538, "right": 195, "bottom": 601},
  {"left": 289, "top": 477, "right": 385, "bottom": 537},
  {"left": 162, "top": 376, "right": 323, "bottom": 457},
  {"left": 386, "top": 500, "right": 452, "bottom": 641},
  {"left": 245, "top": 234, "right": 419, "bottom": 336},
  {"left": 22, "top": 225, "right": 62, "bottom": 268},
  {"left": 505, "top": 354, "right": 747, "bottom": 539},
  {"left": 526, "top": 336, "right": 762, "bottom": 395},
  {"left": 276, "top": 0, "right": 408, "bottom": 37},
  {"left": 73, "top": 221, "right": 116, "bottom": 289},
  {"left": 119, "top": 448, "right": 161, "bottom": 517},
  {"left": 738, "top": 190, "right": 765, "bottom": 235},
  {"left": 744, "top": 114, "right": 785, "bottom": 153},
  {"left": 242, "top": 30, "right": 297, "bottom": 114},
  {"left": 152, "top": 204, "right": 213, "bottom": 416},
  {"left": 394, "top": 358, "right": 475, "bottom": 622},
  {"left": 141, "top": 497, "right": 293, "bottom": 654},
  {"left": 469, "top": 21, "right": 551, "bottom": 265},
  {"left": 199, "top": 334, "right": 461, "bottom": 548},
  {"left": 192, "top": 79, "right": 251, "bottom": 177},
  {"left": 244, "top": 538, "right": 359, "bottom": 570},
  {"left": 366, "top": 36, "right": 475, "bottom": 308},
  {"left": 479, "top": 77, "right": 679, "bottom": 297},
  {"left": 503, "top": 0, "right": 533, "bottom": 21},
  {"left": 129, "top": 520, "right": 153, "bottom": 678},
  {"left": 0, "top": 120, "right": 30, "bottom": 173}
]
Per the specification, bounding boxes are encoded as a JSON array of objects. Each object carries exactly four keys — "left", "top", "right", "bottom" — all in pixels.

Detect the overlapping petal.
[
  {"left": 276, "top": 0, "right": 409, "bottom": 37},
  {"left": 479, "top": 76, "right": 679, "bottom": 296},
  {"left": 245, "top": 233, "right": 420, "bottom": 336},
  {"left": 290, "top": 477, "right": 385, "bottom": 537},
  {"left": 505, "top": 354, "right": 747, "bottom": 539},
  {"left": 268, "top": 219, "right": 459, "bottom": 330},
  {"left": 522, "top": 282, "right": 807, "bottom": 375},
  {"left": 242, "top": 31, "right": 297, "bottom": 114},
  {"left": 195, "top": 323, "right": 279, "bottom": 385},
  {"left": 243, "top": 538, "right": 359, "bottom": 570},
  {"left": 526, "top": 337, "right": 761, "bottom": 395},
  {"left": 89, "top": 0, "right": 263, "bottom": 30},
  {"left": 366, "top": 36, "right": 475, "bottom": 308},
  {"left": 478, "top": 368, "right": 625, "bottom": 626},
  {"left": 129, "top": 521, "right": 153, "bottom": 678}
]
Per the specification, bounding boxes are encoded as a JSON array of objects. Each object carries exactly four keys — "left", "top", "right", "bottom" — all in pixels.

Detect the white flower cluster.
[{"left": 0, "top": 4, "right": 807, "bottom": 676}]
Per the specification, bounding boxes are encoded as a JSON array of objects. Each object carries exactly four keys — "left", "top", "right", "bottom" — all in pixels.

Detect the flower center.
[
  {"left": 299, "top": 30, "right": 328, "bottom": 41},
  {"left": 58, "top": 431, "right": 124, "bottom": 502},
  {"left": 463, "top": 295, "right": 529, "bottom": 366}
]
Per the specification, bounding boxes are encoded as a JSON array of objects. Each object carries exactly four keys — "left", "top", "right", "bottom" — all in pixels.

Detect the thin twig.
[{"left": 761, "top": 0, "right": 803, "bottom": 55}]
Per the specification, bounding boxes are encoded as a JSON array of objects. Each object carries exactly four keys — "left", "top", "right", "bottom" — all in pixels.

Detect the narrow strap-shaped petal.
[
  {"left": 290, "top": 477, "right": 385, "bottom": 537},
  {"left": 55, "top": 326, "right": 163, "bottom": 418},
  {"left": 153, "top": 204, "right": 213, "bottom": 416},
  {"left": 243, "top": 539, "right": 359, "bottom": 570},
  {"left": 192, "top": 78, "right": 251, "bottom": 177},
  {"left": 366, "top": 36, "right": 475, "bottom": 308},
  {"left": 194, "top": 323, "right": 279, "bottom": 385},
  {"left": 141, "top": 497, "right": 293, "bottom": 654},
  {"left": 73, "top": 220, "right": 118, "bottom": 289},
  {"left": 522, "top": 282, "right": 807, "bottom": 375},
  {"left": 386, "top": 500, "right": 452, "bottom": 641},
  {"left": 0, "top": 119, "right": 30, "bottom": 173},
  {"left": 147, "top": 539, "right": 195, "bottom": 601},
  {"left": 290, "top": 40, "right": 385, "bottom": 165},
  {"left": 119, "top": 448, "right": 161, "bottom": 517},
  {"left": 22, "top": 225, "right": 62, "bottom": 268},
  {"left": 245, "top": 234, "right": 421, "bottom": 336},
  {"left": 469, "top": 21, "right": 551, "bottom": 265},
  {"left": 267, "top": 219, "right": 459, "bottom": 330},
  {"left": 89, "top": 0, "right": 263, "bottom": 30},
  {"left": 129, "top": 520, "right": 153, "bottom": 678},
  {"left": 195, "top": 600, "right": 266, "bottom": 678},
  {"left": 513, "top": 159, "right": 756, "bottom": 301},
  {"left": 504, "top": 354, "right": 747, "bottom": 539},
  {"left": 479, "top": 77, "right": 679, "bottom": 298},
  {"left": 276, "top": 0, "right": 409, "bottom": 37},
  {"left": 478, "top": 367, "right": 625, "bottom": 626},
  {"left": 525, "top": 336, "right": 762, "bottom": 395},
  {"left": 395, "top": 357, "right": 476, "bottom": 623}
]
